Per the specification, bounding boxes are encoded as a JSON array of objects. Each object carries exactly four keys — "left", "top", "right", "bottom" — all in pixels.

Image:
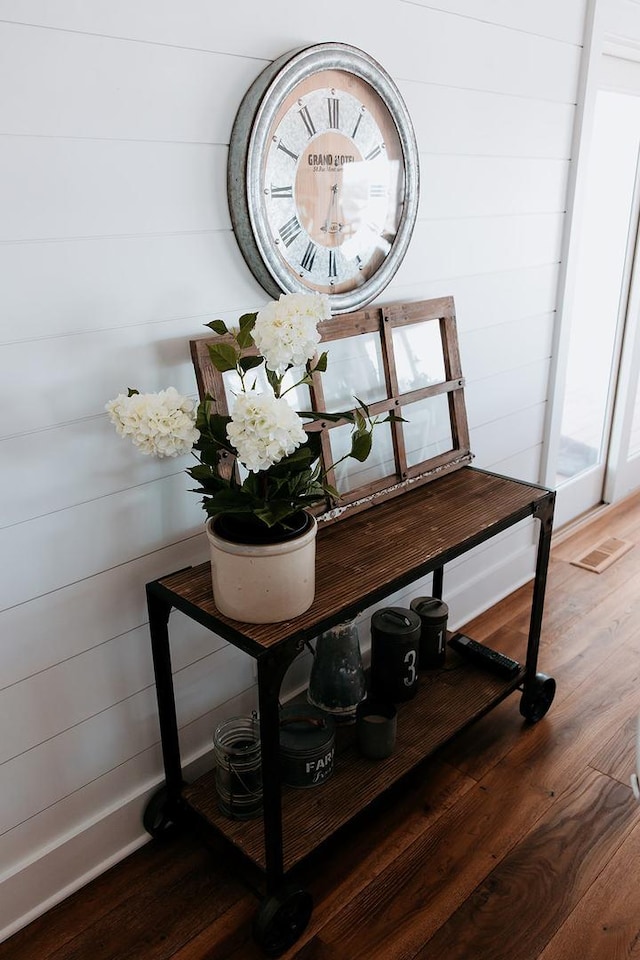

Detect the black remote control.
[{"left": 448, "top": 633, "right": 521, "bottom": 679}]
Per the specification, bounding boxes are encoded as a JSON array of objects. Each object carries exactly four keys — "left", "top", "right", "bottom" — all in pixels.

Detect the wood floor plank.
[
  {"left": 510, "top": 561, "right": 638, "bottom": 652},
  {"left": 495, "top": 644, "right": 640, "bottom": 796},
  {"left": 590, "top": 713, "right": 637, "bottom": 786},
  {"left": 169, "top": 896, "right": 257, "bottom": 960},
  {"left": 537, "top": 815, "right": 640, "bottom": 960},
  {"left": 0, "top": 837, "right": 207, "bottom": 960},
  {"left": 412, "top": 769, "right": 640, "bottom": 960},
  {"left": 31, "top": 837, "right": 247, "bottom": 960}
]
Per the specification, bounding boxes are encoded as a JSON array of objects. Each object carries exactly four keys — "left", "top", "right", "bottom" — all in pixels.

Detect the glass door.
[
  {"left": 605, "top": 205, "right": 640, "bottom": 503},
  {"left": 554, "top": 54, "right": 640, "bottom": 526}
]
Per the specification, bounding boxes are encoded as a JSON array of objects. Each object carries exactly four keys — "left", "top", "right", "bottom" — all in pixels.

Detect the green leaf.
[
  {"left": 186, "top": 466, "right": 229, "bottom": 492},
  {"left": 207, "top": 341, "right": 239, "bottom": 373},
  {"left": 305, "top": 432, "right": 323, "bottom": 460},
  {"left": 196, "top": 409, "right": 231, "bottom": 446},
  {"left": 194, "top": 445, "right": 223, "bottom": 468},
  {"left": 253, "top": 501, "right": 311, "bottom": 527},
  {"left": 384, "top": 411, "right": 408, "bottom": 423},
  {"left": 323, "top": 483, "right": 342, "bottom": 500},
  {"left": 236, "top": 312, "right": 257, "bottom": 348},
  {"left": 201, "top": 488, "right": 260, "bottom": 516},
  {"left": 239, "top": 355, "right": 263, "bottom": 373},
  {"left": 314, "top": 351, "right": 328, "bottom": 373},
  {"left": 278, "top": 445, "right": 315, "bottom": 466},
  {"left": 349, "top": 430, "right": 373, "bottom": 462},
  {"left": 354, "top": 396, "right": 370, "bottom": 418},
  {"left": 354, "top": 409, "right": 367, "bottom": 433},
  {"left": 195, "top": 397, "right": 216, "bottom": 429},
  {"left": 212, "top": 488, "right": 255, "bottom": 507},
  {"left": 204, "top": 319, "right": 228, "bottom": 335},
  {"left": 297, "top": 410, "right": 347, "bottom": 423},
  {"left": 266, "top": 366, "right": 283, "bottom": 396},
  {"left": 187, "top": 464, "right": 219, "bottom": 481},
  {"left": 252, "top": 504, "right": 285, "bottom": 527}
]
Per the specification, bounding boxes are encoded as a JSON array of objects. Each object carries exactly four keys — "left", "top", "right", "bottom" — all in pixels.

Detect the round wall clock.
[{"left": 228, "top": 42, "right": 420, "bottom": 314}]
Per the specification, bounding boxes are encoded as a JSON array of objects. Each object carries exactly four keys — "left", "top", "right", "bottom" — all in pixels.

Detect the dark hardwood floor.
[{"left": 3, "top": 494, "right": 640, "bottom": 959}]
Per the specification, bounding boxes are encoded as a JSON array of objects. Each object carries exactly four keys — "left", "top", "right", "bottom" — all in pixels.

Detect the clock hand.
[
  {"left": 322, "top": 183, "right": 343, "bottom": 235},
  {"left": 321, "top": 184, "right": 337, "bottom": 233}
]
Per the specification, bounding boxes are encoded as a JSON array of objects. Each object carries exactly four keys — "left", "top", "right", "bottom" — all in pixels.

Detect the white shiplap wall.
[{"left": 0, "top": 0, "right": 587, "bottom": 939}]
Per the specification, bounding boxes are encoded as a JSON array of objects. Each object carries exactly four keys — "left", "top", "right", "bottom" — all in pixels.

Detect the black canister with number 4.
[{"left": 370, "top": 607, "right": 421, "bottom": 702}]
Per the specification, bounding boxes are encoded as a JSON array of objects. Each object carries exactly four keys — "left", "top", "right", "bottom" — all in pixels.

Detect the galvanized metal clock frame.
[{"left": 228, "top": 42, "right": 420, "bottom": 314}]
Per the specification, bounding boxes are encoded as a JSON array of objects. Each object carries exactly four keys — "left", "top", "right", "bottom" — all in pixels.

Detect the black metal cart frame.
[{"left": 144, "top": 466, "right": 555, "bottom": 955}]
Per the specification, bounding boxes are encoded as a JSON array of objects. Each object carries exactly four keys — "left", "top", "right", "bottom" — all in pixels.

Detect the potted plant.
[{"left": 107, "top": 292, "right": 396, "bottom": 623}]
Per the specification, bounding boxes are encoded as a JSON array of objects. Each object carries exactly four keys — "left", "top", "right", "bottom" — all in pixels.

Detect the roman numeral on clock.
[
  {"left": 279, "top": 215, "right": 302, "bottom": 247},
  {"left": 277, "top": 140, "right": 299, "bottom": 161},
  {"left": 352, "top": 111, "right": 364, "bottom": 139},
  {"left": 365, "top": 144, "right": 383, "bottom": 161},
  {"left": 300, "top": 241, "right": 317, "bottom": 272},
  {"left": 327, "top": 97, "right": 340, "bottom": 129},
  {"left": 369, "top": 184, "right": 387, "bottom": 198},
  {"left": 299, "top": 106, "right": 316, "bottom": 138},
  {"left": 270, "top": 184, "right": 293, "bottom": 198},
  {"left": 328, "top": 249, "right": 338, "bottom": 279}
]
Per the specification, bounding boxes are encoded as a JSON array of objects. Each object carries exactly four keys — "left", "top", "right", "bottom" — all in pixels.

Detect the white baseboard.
[{"left": 0, "top": 693, "right": 252, "bottom": 944}]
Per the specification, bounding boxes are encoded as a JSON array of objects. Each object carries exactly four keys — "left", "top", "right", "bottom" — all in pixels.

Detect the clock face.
[
  {"left": 261, "top": 72, "right": 405, "bottom": 296},
  {"left": 229, "top": 44, "right": 419, "bottom": 313}
]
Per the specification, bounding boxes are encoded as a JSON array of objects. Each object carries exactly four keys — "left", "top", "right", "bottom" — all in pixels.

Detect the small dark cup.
[{"left": 356, "top": 700, "right": 397, "bottom": 760}]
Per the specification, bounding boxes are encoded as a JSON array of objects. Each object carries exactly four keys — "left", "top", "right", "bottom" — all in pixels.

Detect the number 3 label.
[{"left": 403, "top": 649, "right": 417, "bottom": 687}]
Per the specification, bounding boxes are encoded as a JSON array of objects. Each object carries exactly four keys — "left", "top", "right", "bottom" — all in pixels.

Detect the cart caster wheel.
[
  {"left": 253, "top": 885, "right": 313, "bottom": 958},
  {"left": 142, "top": 786, "right": 180, "bottom": 839},
  {"left": 520, "top": 673, "right": 556, "bottom": 723}
]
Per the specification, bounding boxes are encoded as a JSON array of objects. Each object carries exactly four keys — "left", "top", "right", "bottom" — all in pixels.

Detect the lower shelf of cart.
[{"left": 183, "top": 654, "right": 524, "bottom": 873}]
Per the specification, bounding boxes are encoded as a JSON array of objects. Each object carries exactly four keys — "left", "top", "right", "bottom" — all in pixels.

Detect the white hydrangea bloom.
[
  {"left": 253, "top": 292, "right": 330, "bottom": 375},
  {"left": 105, "top": 387, "right": 200, "bottom": 458},
  {"left": 226, "top": 390, "right": 307, "bottom": 472}
]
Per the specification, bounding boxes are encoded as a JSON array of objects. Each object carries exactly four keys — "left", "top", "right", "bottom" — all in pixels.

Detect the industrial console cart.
[{"left": 143, "top": 464, "right": 555, "bottom": 956}]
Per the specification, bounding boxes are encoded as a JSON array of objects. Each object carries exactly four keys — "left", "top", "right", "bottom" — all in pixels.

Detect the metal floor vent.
[{"left": 571, "top": 537, "right": 634, "bottom": 574}]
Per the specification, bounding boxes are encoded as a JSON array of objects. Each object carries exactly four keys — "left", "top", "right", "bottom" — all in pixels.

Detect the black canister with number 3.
[{"left": 370, "top": 607, "right": 421, "bottom": 702}]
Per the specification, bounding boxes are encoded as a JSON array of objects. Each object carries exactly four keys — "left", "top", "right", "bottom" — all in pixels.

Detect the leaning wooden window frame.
[{"left": 189, "top": 295, "right": 473, "bottom": 525}]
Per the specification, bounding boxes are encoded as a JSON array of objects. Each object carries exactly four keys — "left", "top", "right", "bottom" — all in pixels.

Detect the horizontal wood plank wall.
[
  {"left": 605, "top": 0, "right": 640, "bottom": 43},
  {"left": 0, "top": 0, "right": 587, "bottom": 940}
]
